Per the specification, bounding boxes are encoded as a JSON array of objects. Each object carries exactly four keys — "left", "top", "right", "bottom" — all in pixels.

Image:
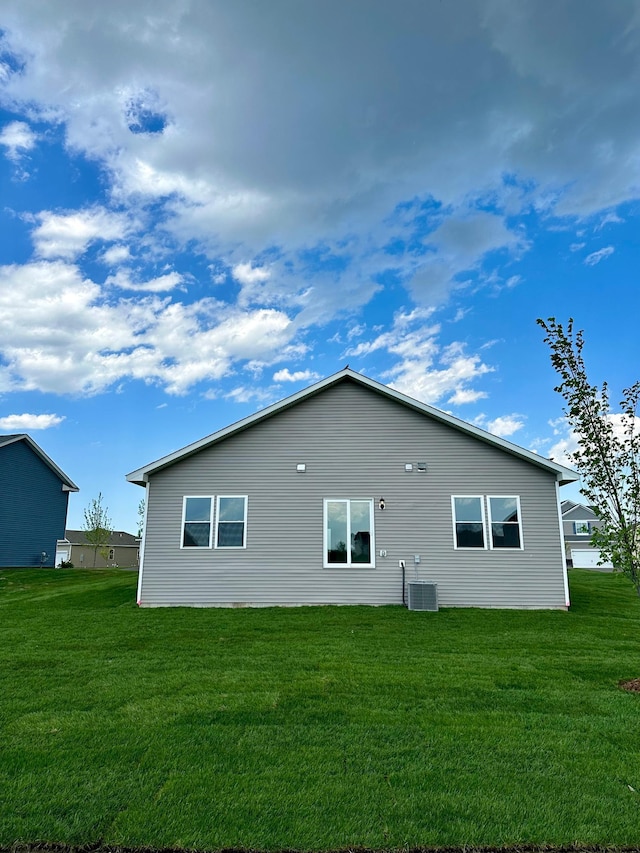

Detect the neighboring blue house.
[{"left": 0, "top": 434, "right": 79, "bottom": 567}]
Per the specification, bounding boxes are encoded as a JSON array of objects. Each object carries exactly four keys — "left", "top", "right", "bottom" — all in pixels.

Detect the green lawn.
[{"left": 1, "top": 568, "right": 639, "bottom": 851}]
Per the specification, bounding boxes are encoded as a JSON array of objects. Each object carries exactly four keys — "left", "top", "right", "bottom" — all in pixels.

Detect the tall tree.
[
  {"left": 538, "top": 317, "right": 640, "bottom": 592},
  {"left": 82, "top": 492, "right": 114, "bottom": 568}
]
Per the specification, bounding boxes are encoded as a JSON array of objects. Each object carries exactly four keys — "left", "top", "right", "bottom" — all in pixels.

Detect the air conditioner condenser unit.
[{"left": 407, "top": 581, "right": 438, "bottom": 611}]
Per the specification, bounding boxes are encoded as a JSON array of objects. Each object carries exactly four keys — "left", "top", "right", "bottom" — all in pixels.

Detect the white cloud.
[
  {"left": 448, "top": 388, "right": 488, "bottom": 405},
  {"left": 542, "top": 412, "right": 640, "bottom": 468},
  {"left": 0, "top": 1, "right": 639, "bottom": 404},
  {"left": 346, "top": 308, "right": 438, "bottom": 358},
  {"left": 387, "top": 344, "right": 493, "bottom": 407},
  {"left": 106, "top": 269, "right": 184, "bottom": 293},
  {"left": 231, "top": 262, "right": 279, "bottom": 308},
  {"left": 32, "top": 208, "right": 130, "bottom": 260},
  {"left": 485, "top": 414, "right": 525, "bottom": 437},
  {"left": 0, "top": 260, "right": 299, "bottom": 395},
  {"left": 347, "top": 324, "right": 366, "bottom": 340},
  {"left": 584, "top": 246, "right": 615, "bottom": 266},
  {"left": 273, "top": 369, "right": 319, "bottom": 383},
  {"left": 547, "top": 430, "right": 580, "bottom": 468},
  {"left": 232, "top": 263, "right": 271, "bottom": 286},
  {"left": 393, "top": 307, "right": 436, "bottom": 329},
  {"left": 224, "top": 385, "right": 277, "bottom": 406},
  {"left": 347, "top": 309, "right": 493, "bottom": 406},
  {"left": 0, "top": 120, "right": 36, "bottom": 161},
  {"left": 1, "top": 1, "right": 638, "bottom": 271},
  {"left": 596, "top": 212, "right": 623, "bottom": 229},
  {"left": 0, "top": 413, "right": 64, "bottom": 430},
  {"left": 101, "top": 245, "right": 131, "bottom": 265},
  {"left": 607, "top": 412, "right": 640, "bottom": 440}
]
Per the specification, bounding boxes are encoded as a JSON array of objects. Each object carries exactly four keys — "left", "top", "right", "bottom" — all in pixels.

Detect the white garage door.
[
  {"left": 55, "top": 547, "right": 70, "bottom": 566},
  {"left": 571, "top": 549, "right": 613, "bottom": 569}
]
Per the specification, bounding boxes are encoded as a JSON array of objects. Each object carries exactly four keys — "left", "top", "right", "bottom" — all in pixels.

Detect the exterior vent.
[{"left": 407, "top": 581, "right": 438, "bottom": 611}]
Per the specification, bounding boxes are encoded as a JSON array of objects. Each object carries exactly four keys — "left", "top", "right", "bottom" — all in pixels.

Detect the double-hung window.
[
  {"left": 452, "top": 495, "right": 524, "bottom": 550},
  {"left": 324, "top": 499, "right": 374, "bottom": 567},
  {"left": 215, "top": 496, "right": 248, "bottom": 548},
  {"left": 487, "top": 496, "right": 523, "bottom": 549},
  {"left": 452, "top": 496, "right": 486, "bottom": 549},
  {"left": 182, "top": 496, "right": 213, "bottom": 548}
]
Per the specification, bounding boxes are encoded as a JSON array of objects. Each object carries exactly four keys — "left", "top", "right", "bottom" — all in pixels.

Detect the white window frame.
[
  {"left": 487, "top": 495, "right": 524, "bottom": 550},
  {"left": 451, "top": 495, "right": 487, "bottom": 550},
  {"left": 180, "top": 495, "right": 214, "bottom": 549},
  {"left": 573, "top": 520, "right": 592, "bottom": 536},
  {"left": 214, "top": 495, "right": 248, "bottom": 549},
  {"left": 323, "top": 498, "right": 375, "bottom": 568}
]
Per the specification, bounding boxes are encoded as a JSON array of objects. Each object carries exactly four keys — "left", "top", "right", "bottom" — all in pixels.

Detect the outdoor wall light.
[{"left": 379, "top": 497, "right": 385, "bottom": 510}]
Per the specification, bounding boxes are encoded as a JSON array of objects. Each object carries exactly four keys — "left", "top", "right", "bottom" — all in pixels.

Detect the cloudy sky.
[{"left": 1, "top": 0, "right": 639, "bottom": 532}]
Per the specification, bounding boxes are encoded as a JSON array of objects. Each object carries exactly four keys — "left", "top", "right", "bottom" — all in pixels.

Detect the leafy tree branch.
[{"left": 538, "top": 317, "right": 640, "bottom": 592}]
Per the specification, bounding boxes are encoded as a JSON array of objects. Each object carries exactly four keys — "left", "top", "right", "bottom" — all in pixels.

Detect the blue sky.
[{"left": 1, "top": 0, "right": 639, "bottom": 532}]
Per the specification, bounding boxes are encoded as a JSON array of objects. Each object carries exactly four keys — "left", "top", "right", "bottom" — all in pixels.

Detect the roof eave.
[
  {"left": 2, "top": 433, "right": 80, "bottom": 490},
  {"left": 126, "top": 371, "right": 353, "bottom": 483},
  {"left": 558, "top": 474, "right": 580, "bottom": 487},
  {"left": 125, "top": 368, "right": 580, "bottom": 485}
]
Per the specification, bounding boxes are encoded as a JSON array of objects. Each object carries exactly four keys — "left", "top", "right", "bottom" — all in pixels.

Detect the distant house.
[
  {"left": 0, "top": 434, "right": 79, "bottom": 568},
  {"left": 127, "top": 369, "right": 579, "bottom": 610},
  {"left": 56, "top": 530, "right": 140, "bottom": 568},
  {"left": 561, "top": 499, "right": 613, "bottom": 569}
]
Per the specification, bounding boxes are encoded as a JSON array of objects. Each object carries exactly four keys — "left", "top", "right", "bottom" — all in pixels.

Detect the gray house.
[
  {"left": 55, "top": 530, "right": 140, "bottom": 568},
  {"left": 127, "top": 369, "right": 578, "bottom": 609},
  {"left": 0, "top": 433, "right": 79, "bottom": 567},
  {"left": 561, "top": 499, "right": 612, "bottom": 569}
]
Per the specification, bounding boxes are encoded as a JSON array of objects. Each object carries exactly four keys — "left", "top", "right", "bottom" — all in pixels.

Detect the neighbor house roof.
[
  {"left": 0, "top": 433, "right": 79, "bottom": 491},
  {"left": 65, "top": 530, "right": 140, "bottom": 547},
  {"left": 561, "top": 500, "right": 598, "bottom": 518},
  {"left": 126, "top": 368, "right": 579, "bottom": 487}
]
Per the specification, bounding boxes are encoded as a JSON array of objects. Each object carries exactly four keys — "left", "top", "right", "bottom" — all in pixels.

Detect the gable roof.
[
  {"left": 0, "top": 433, "right": 79, "bottom": 491},
  {"left": 561, "top": 500, "right": 598, "bottom": 519},
  {"left": 65, "top": 529, "right": 139, "bottom": 547},
  {"left": 126, "top": 368, "right": 579, "bottom": 486}
]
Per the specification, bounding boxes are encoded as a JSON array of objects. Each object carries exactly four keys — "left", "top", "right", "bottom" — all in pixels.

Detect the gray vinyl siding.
[
  {"left": 562, "top": 503, "right": 598, "bottom": 521},
  {"left": 140, "top": 380, "right": 567, "bottom": 608},
  {"left": 562, "top": 504, "right": 602, "bottom": 551},
  {"left": 69, "top": 544, "right": 139, "bottom": 568},
  {"left": 0, "top": 440, "right": 70, "bottom": 567}
]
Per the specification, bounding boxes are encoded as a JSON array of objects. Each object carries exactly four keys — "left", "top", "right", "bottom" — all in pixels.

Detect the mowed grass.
[{"left": 1, "top": 569, "right": 639, "bottom": 851}]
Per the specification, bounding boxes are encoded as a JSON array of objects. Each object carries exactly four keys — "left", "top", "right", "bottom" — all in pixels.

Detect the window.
[
  {"left": 573, "top": 521, "right": 592, "bottom": 535},
  {"left": 488, "top": 496, "right": 523, "bottom": 549},
  {"left": 452, "top": 495, "right": 524, "bottom": 550},
  {"left": 452, "top": 496, "right": 486, "bottom": 548},
  {"left": 182, "top": 496, "right": 213, "bottom": 548},
  {"left": 324, "top": 499, "right": 374, "bottom": 567},
  {"left": 215, "top": 496, "right": 247, "bottom": 548},
  {"left": 108, "top": 548, "right": 115, "bottom": 561}
]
